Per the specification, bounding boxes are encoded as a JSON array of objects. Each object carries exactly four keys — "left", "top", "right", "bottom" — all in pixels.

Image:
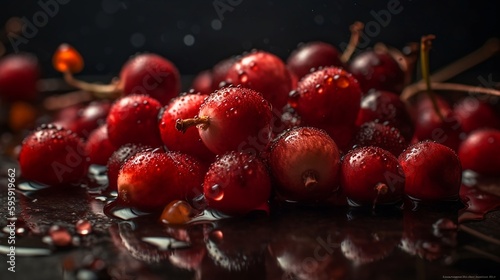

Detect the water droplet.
[
  {"left": 239, "top": 72, "right": 248, "bottom": 83},
  {"left": 207, "top": 184, "right": 224, "bottom": 201},
  {"left": 49, "top": 225, "right": 72, "bottom": 247},
  {"left": 76, "top": 220, "right": 92, "bottom": 235},
  {"left": 334, "top": 75, "right": 350, "bottom": 88},
  {"left": 315, "top": 84, "right": 324, "bottom": 94}
]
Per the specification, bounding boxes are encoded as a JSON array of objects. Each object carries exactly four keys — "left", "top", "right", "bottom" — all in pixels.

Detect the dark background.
[{"left": 1, "top": 0, "right": 499, "bottom": 80}]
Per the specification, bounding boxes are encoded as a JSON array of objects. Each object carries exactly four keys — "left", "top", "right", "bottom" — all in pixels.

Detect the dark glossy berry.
[
  {"left": 53, "top": 100, "right": 111, "bottom": 138},
  {"left": 355, "top": 90, "right": 413, "bottom": 140},
  {"left": 106, "top": 94, "right": 163, "bottom": 147},
  {"left": 0, "top": 54, "right": 40, "bottom": 102},
  {"left": 269, "top": 127, "right": 341, "bottom": 201},
  {"left": 191, "top": 70, "right": 213, "bottom": 95},
  {"left": 85, "top": 125, "right": 116, "bottom": 165},
  {"left": 398, "top": 141, "right": 462, "bottom": 201},
  {"left": 453, "top": 97, "right": 500, "bottom": 134},
  {"left": 203, "top": 152, "right": 271, "bottom": 215},
  {"left": 159, "top": 94, "right": 215, "bottom": 162},
  {"left": 287, "top": 41, "right": 343, "bottom": 80},
  {"left": 341, "top": 146, "right": 404, "bottom": 206},
  {"left": 212, "top": 56, "right": 236, "bottom": 90},
  {"left": 106, "top": 143, "right": 149, "bottom": 191},
  {"left": 176, "top": 87, "right": 273, "bottom": 155},
  {"left": 349, "top": 50, "right": 404, "bottom": 94},
  {"left": 351, "top": 121, "right": 407, "bottom": 156},
  {"left": 458, "top": 129, "right": 500, "bottom": 176},
  {"left": 291, "top": 67, "right": 362, "bottom": 150},
  {"left": 225, "top": 51, "right": 292, "bottom": 109},
  {"left": 119, "top": 53, "right": 180, "bottom": 105},
  {"left": 19, "top": 124, "right": 88, "bottom": 186},
  {"left": 118, "top": 150, "right": 205, "bottom": 211}
]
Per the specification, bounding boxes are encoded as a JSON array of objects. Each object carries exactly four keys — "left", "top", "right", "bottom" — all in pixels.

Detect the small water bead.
[
  {"left": 76, "top": 220, "right": 93, "bottom": 235},
  {"left": 206, "top": 184, "right": 224, "bottom": 201},
  {"left": 315, "top": 84, "right": 324, "bottom": 94},
  {"left": 160, "top": 200, "right": 194, "bottom": 225},
  {"left": 49, "top": 225, "right": 72, "bottom": 247},
  {"left": 334, "top": 74, "right": 350, "bottom": 88}
]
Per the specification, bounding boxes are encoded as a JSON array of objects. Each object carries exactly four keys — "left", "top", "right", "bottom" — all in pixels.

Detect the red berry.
[
  {"left": 413, "top": 96, "right": 463, "bottom": 151},
  {"left": 291, "top": 67, "right": 362, "bottom": 150},
  {"left": 225, "top": 51, "right": 292, "bottom": 109},
  {"left": 53, "top": 100, "right": 111, "bottom": 138},
  {"left": 119, "top": 53, "right": 180, "bottom": 105},
  {"left": 106, "top": 143, "right": 149, "bottom": 191},
  {"left": 458, "top": 129, "right": 500, "bottom": 176},
  {"left": 19, "top": 124, "right": 88, "bottom": 186},
  {"left": 453, "top": 98, "right": 500, "bottom": 134},
  {"left": 268, "top": 127, "right": 341, "bottom": 201},
  {"left": 176, "top": 87, "right": 273, "bottom": 155},
  {"left": 341, "top": 146, "right": 405, "bottom": 206},
  {"left": 287, "top": 41, "right": 343, "bottom": 80},
  {"left": 106, "top": 94, "right": 163, "bottom": 147},
  {"left": 355, "top": 90, "right": 414, "bottom": 141},
  {"left": 398, "top": 141, "right": 462, "bottom": 201},
  {"left": 159, "top": 94, "right": 215, "bottom": 162},
  {"left": 351, "top": 121, "right": 407, "bottom": 156},
  {"left": 212, "top": 56, "right": 236, "bottom": 90},
  {"left": 118, "top": 150, "right": 205, "bottom": 211},
  {"left": 203, "top": 151, "right": 271, "bottom": 215},
  {"left": 191, "top": 70, "right": 213, "bottom": 95},
  {"left": 0, "top": 54, "right": 40, "bottom": 102},
  {"left": 349, "top": 50, "right": 404, "bottom": 94},
  {"left": 85, "top": 124, "right": 116, "bottom": 165}
]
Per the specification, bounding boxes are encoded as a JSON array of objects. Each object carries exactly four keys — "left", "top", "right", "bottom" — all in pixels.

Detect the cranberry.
[
  {"left": 268, "top": 127, "right": 341, "bottom": 202},
  {"left": 119, "top": 53, "right": 180, "bottom": 105},
  {"left": 341, "top": 146, "right": 405, "bottom": 206},
  {"left": 225, "top": 51, "right": 293, "bottom": 109},
  {"left": 458, "top": 129, "right": 500, "bottom": 176},
  {"left": 0, "top": 54, "right": 40, "bottom": 102},
  {"left": 85, "top": 124, "right": 116, "bottom": 166},
  {"left": 106, "top": 94, "right": 163, "bottom": 148},
  {"left": 159, "top": 93, "right": 215, "bottom": 163},
  {"left": 191, "top": 70, "right": 213, "bottom": 95},
  {"left": 212, "top": 56, "right": 236, "bottom": 90},
  {"left": 106, "top": 143, "right": 150, "bottom": 191},
  {"left": 53, "top": 100, "right": 111, "bottom": 138},
  {"left": 176, "top": 87, "right": 272, "bottom": 155},
  {"left": 19, "top": 124, "right": 88, "bottom": 186},
  {"left": 398, "top": 141, "right": 462, "bottom": 201},
  {"left": 287, "top": 41, "right": 344, "bottom": 80},
  {"left": 349, "top": 50, "right": 405, "bottom": 94},
  {"left": 203, "top": 151, "right": 271, "bottom": 215},
  {"left": 351, "top": 121, "right": 407, "bottom": 156},
  {"left": 117, "top": 150, "right": 205, "bottom": 211},
  {"left": 453, "top": 97, "right": 500, "bottom": 134}
]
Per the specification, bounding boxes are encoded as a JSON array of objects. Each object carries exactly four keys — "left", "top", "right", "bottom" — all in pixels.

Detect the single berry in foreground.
[
  {"left": 268, "top": 127, "right": 341, "bottom": 202},
  {"left": 398, "top": 141, "right": 462, "bottom": 201},
  {"left": 203, "top": 151, "right": 271, "bottom": 215},
  {"left": 341, "top": 146, "right": 405, "bottom": 207}
]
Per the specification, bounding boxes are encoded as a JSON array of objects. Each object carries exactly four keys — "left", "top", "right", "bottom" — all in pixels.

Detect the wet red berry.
[
  {"left": 0, "top": 54, "right": 40, "bottom": 102},
  {"left": 106, "top": 143, "right": 149, "bottom": 191},
  {"left": 53, "top": 100, "right": 111, "bottom": 138},
  {"left": 349, "top": 50, "right": 404, "bottom": 94},
  {"left": 458, "top": 129, "right": 500, "bottom": 176},
  {"left": 176, "top": 87, "right": 272, "bottom": 155},
  {"left": 287, "top": 41, "right": 344, "bottom": 80},
  {"left": 19, "top": 124, "right": 88, "bottom": 186},
  {"left": 453, "top": 97, "right": 500, "bottom": 134},
  {"left": 118, "top": 150, "right": 205, "bottom": 211},
  {"left": 351, "top": 121, "right": 407, "bottom": 156},
  {"left": 85, "top": 124, "right": 116, "bottom": 165},
  {"left": 203, "top": 151, "right": 271, "bottom": 215},
  {"left": 106, "top": 94, "right": 163, "bottom": 147},
  {"left": 225, "top": 51, "right": 293, "bottom": 109},
  {"left": 355, "top": 90, "right": 413, "bottom": 141},
  {"left": 341, "top": 146, "right": 405, "bottom": 206},
  {"left": 291, "top": 67, "right": 362, "bottom": 151},
  {"left": 398, "top": 141, "right": 462, "bottom": 201},
  {"left": 268, "top": 127, "right": 341, "bottom": 202},
  {"left": 159, "top": 93, "right": 215, "bottom": 162},
  {"left": 119, "top": 53, "right": 180, "bottom": 105}
]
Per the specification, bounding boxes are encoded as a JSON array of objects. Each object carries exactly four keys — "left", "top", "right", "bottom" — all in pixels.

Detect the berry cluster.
[{"left": 11, "top": 33, "right": 500, "bottom": 223}]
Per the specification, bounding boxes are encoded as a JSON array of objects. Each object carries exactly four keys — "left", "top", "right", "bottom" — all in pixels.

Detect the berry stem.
[
  {"left": 420, "top": 35, "right": 444, "bottom": 120},
  {"left": 404, "top": 82, "right": 500, "bottom": 98},
  {"left": 63, "top": 71, "right": 121, "bottom": 99},
  {"left": 175, "top": 116, "right": 210, "bottom": 133},
  {"left": 340, "top": 21, "right": 364, "bottom": 63},
  {"left": 302, "top": 170, "right": 319, "bottom": 189}
]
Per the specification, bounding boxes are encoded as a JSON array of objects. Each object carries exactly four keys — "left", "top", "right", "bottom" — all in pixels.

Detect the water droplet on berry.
[
  {"left": 315, "top": 84, "right": 324, "bottom": 94},
  {"left": 49, "top": 225, "right": 72, "bottom": 247},
  {"left": 207, "top": 184, "right": 224, "bottom": 201},
  {"left": 334, "top": 75, "right": 350, "bottom": 88},
  {"left": 238, "top": 71, "right": 249, "bottom": 83}
]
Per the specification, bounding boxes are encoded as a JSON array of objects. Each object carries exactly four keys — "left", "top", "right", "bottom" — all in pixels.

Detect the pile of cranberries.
[{"left": 12, "top": 35, "right": 500, "bottom": 224}]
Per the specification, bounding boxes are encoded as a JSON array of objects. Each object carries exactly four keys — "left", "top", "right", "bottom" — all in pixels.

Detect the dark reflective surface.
[{"left": 1, "top": 157, "right": 500, "bottom": 279}]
